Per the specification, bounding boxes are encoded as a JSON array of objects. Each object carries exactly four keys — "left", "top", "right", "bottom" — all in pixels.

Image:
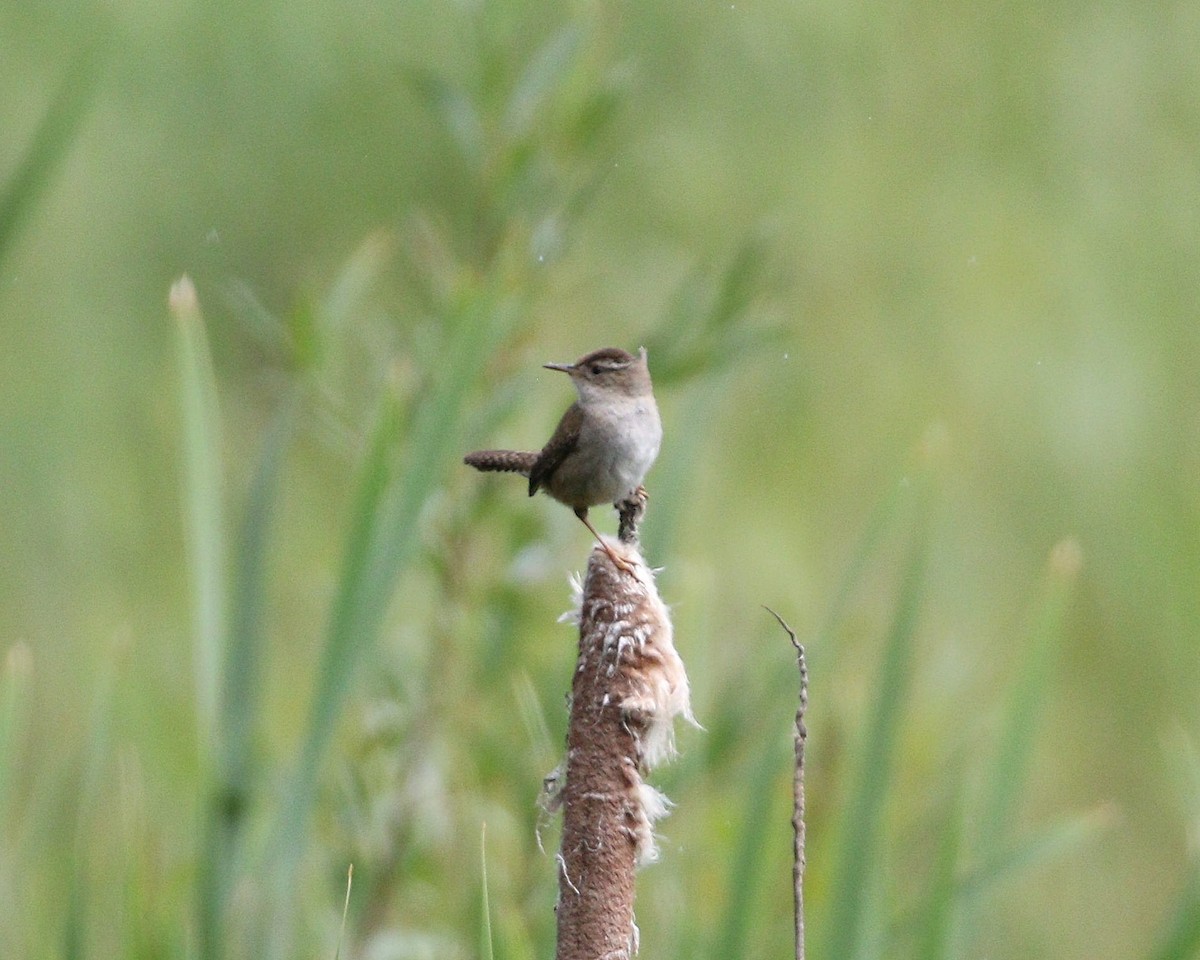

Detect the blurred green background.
[{"left": 3, "top": 1, "right": 1199, "bottom": 958}]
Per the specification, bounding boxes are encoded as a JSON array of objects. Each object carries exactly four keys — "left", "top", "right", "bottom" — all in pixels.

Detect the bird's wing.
[{"left": 529, "top": 403, "right": 583, "bottom": 497}]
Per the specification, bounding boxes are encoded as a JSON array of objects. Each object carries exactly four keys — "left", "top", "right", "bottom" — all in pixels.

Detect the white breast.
[{"left": 557, "top": 396, "right": 662, "bottom": 508}]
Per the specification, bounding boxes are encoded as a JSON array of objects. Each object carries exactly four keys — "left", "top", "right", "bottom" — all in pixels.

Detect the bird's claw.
[{"left": 602, "top": 541, "right": 638, "bottom": 576}]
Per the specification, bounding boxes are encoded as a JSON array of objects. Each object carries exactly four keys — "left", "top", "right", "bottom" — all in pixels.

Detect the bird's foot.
[
  {"left": 576, "top": 507, "right": 639, "bottom": 575},
  {"left": 600, "top": 539, "right": 639, "bottom": 576}
]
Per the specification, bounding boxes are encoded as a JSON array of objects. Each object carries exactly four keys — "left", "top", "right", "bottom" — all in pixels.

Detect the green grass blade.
[
  {"left": 1150, "top": 730, "right": 1200, "bottom": 960},
  {"left": 357, "top": 296, "right": 517, "bottom": 612},
  {"left": 170, "top": 277, "right": 226, "bottom": 757},
  {"left": 710, "top": 730, "right": 790, "bottom": 960},
  {"left": 1147, "top": 862, "right": 1200, "bottom": 960},
  {"left": 64, "top": 634, "right": 124, "bottom": 960},
  {"left": 0, "top": 647, "right": 34, "bottom": 946},
  {"left": 503, "top": 23, "right": 585, "bottom": 138},
  {"left": 0, "top": 644, "right": 33, "bottom": 827},
  {"left": 913, "top": 767, "right": 967, "bottom": 960},
  {"left": 403, "top": 68, "right": 485, "bottom": 170},
  {"left": 197, "top": 387, "right": 300, "bottom": 960},
  {"left": 0, "top": 45, "right": 100, "bottom": 272},
  {"left": 320, "top": 233, "right": 392, "bottom": 333},
  {"left": 823, "top": 512, "right": 929, "bottom": 960},
  {"left": 481, "top": 825, "right": 495, "bottom": 960},
  {"left": 644, "top": 231, "right": 776, "bottom": 386},
  {"left": 708, "top": 229, "right": 775, "bottom": 333},
  {"left": 262, "top": 378, "right": 401, "bottom": 925},
  {"left": 639, "top": 233, "right": 781, "bottom": 560},
  {"left": 639, "top": 376, "right": 725, "bottom": 564},
  {"left": 264, "top": 295, "right": 517, "bottom": 953},
  {"left": 63, "top": 869, "right": 85, "bottom": 960},
  {"left": 886, "top": 804, "right": 1114, "bottom": 944},
  {"left": 221, "top": 387, "right": 299, "bottom": 788},
  {"left": 977, "top": 539, "right": 1082, "bottom": 862},
  {"left": 809, "top": 471, "right": 910, "bottom": 671},
  {"left": 961, "top": 804, "right": 1115, "bottom": 902},
  {"left": 334, "top": 864, "right": 354, "bottom": 960}
]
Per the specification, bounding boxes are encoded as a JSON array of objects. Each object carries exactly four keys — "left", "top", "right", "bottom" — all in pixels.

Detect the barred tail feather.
[{"left": 464, "top": 449, "right": 538, "bottom": 477}]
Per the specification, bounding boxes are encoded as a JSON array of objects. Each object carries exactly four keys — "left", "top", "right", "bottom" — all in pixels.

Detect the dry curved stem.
[
  {"left": 554, "top": 523, "right": 691, "bottom": 960},
  {"left": 766, "top": 606, "right": 808, "bottom": 960}
]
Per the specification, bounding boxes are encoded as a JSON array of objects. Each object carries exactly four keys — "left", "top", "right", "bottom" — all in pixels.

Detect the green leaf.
[
  {"left": 644, "top": 229, "right": 778, "bottom": 386},
  {"left": 569, "top": 86, "right": 622, "bottom": 152},
  {"left": 334, "top": 864, "right": 354, "bottom": 960},
  {"left": 977, "top": 539, "right": 1082, "bottom": 862},
  {"left": 404, "top": 68, "right": 486, "bottom": 170},
  {"left": 961, "top": 804, "right": 1115, "bottom": 902},
  {"left": 823, "top": 502, "right": 929, "bottom": 960},
  {"left": 0, "top": 644, "right": 33, "bottom": 827},
  {"left": 888, "top": 804, "right": 1115, "bottom": 944},
  {"left": 710, "top": 731, "right": 790, "bottom": 960},
  {"left": 809, "top": 472, "right": 910, "bottom": 673},
  {"left": 913, "top": 768, "right": 967, "bottom": 960},
  {"left": 639, "top": 374, "right": 727, "bottom": 566},
  {"left": 1147, "top": 862, "right": 1200, "bottom": 960},
  {"left": 222, "top": 389, "right": 299, "bottom": 783},
  {"left": 262, "top": 378, "right": 402, "bottom": 947},
  {"left": 171, "top": 277, "right": 226, "bottom": 755},
  {"left": 503, "top": 24, "right": 585, "bottom": 139},
  {"left": 64, "top": 635, "right": 124, "bottom": 960},
  {"left": 0, "top": 45, "right": 101, "bottom": 272},
  {"left": 481, "top": 825, "right": 495, "bottom": 960},
  {"left": 197, "top": 387, "right": 299, "bottom": 960},
  {"left": 263, "top": 291, "right": 519, "bottom": 956}
]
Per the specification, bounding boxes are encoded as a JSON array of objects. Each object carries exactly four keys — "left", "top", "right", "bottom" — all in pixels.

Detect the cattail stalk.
[{"left": 553, "top": 498, "right": 691, "bottom": 960}]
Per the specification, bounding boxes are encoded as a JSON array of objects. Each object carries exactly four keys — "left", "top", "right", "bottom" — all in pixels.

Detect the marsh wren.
[{"left": 464, "top": 347, "right": 662, "bottom": 570}]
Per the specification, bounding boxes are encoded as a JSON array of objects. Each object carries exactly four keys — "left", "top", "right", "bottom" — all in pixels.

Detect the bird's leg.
[{"left": 574, "top": 507, "right": 636, "bottom": 574}]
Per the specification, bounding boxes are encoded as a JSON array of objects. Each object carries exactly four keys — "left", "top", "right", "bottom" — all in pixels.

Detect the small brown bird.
[{"left": 464, "top": 346, "right": 662, "bottom": 570}]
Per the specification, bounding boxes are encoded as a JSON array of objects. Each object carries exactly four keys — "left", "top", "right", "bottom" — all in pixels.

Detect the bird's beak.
[{"left": 543, "top": 362, "right": 574, "bottom": 373}]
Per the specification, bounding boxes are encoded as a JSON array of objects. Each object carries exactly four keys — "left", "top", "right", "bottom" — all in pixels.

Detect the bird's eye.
[{"left": 589, "top": 364, "right": 602, "bottom": 375}]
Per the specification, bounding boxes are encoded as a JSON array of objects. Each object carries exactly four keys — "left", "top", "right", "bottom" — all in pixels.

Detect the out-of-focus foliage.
[{"left": 2, "top": 1, "right": 1199, "bottom": 959}]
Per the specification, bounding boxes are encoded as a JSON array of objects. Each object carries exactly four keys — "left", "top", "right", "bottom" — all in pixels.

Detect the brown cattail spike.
[{"left": 554, "top": 543, "right": 693, "bottom": 960}]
